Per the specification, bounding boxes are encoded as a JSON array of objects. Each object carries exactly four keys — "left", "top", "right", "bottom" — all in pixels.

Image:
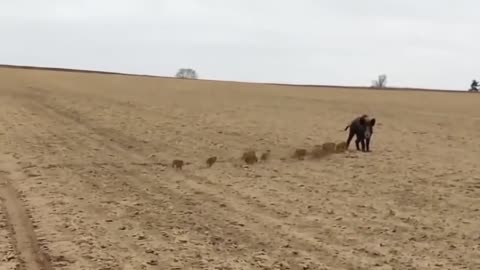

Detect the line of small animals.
[{"left": 171, "top": 114, "right": 376, "bottom": 170}]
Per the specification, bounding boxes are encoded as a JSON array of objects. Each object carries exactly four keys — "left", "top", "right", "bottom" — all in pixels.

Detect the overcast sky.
[{"left": 1, "top": 0, "right": 478, "bottom": 90}]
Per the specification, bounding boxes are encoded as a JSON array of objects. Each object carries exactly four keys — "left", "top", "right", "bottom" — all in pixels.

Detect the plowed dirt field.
[{"left": 0, "top": 67, "right": 478, "bottom": 270}]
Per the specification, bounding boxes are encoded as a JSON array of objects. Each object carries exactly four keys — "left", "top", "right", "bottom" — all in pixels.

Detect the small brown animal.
[
  {"left": 310, "top": 146, "right": 328, "bottom": 159},
  {"left": 260, "top": 150, "right": 271, "bottom": 161},
  {"left": 171, "top": 159, "right": 184, "bottom": 170},
  {"left": 322, "top": 142, "right": 337, "bottom": 153},
  {"left": 335, "top": 141, "right": 347, "bottom": 153},
  {"left": 292, "top": 148, "right": 308, "bottom": 160},
  {"left": 242, "top": 150, "right": 258, "bottom": 165},
  {"left": 206, "top": 156, "right": 217, "bottom": 168}
]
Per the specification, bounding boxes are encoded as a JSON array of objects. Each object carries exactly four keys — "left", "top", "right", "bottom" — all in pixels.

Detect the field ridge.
[{"left": 0, "top": 64, "right": 465, "bottom": 93}]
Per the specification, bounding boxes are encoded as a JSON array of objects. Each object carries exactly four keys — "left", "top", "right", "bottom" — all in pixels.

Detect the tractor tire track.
[{"left": 0, "top": 154, "right": 53, "bottom": 270}]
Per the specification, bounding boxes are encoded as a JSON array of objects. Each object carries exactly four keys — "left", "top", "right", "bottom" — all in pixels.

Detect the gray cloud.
[{"left": 1, "top": 0, "right": 478, "bottom": 89}]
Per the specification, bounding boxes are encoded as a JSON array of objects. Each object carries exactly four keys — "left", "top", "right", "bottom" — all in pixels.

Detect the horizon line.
[{"left": 0, "top": 63, "right": 468, "bottom": 94}]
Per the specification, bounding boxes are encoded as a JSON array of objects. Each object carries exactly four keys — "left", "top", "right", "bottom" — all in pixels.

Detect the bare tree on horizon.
[{"left": 372, "top": 74, "right": 387, "bottom": 88}]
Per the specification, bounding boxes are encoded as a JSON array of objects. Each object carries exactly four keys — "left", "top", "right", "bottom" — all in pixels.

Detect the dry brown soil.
[{"left": 0, "top": 67, "right": 479, "bottom": 270}]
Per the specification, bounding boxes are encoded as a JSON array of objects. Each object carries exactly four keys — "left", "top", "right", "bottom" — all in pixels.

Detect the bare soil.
[{"left": 0, "top": 67, "right": 479, "bottom": 270}]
